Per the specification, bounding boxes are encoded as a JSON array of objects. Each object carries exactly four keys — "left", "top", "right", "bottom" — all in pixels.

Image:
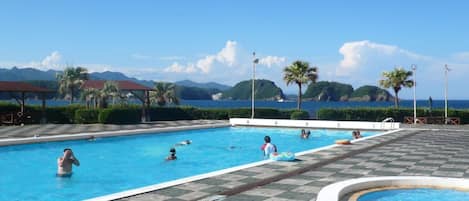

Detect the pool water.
[
  {"left": 0, "top": 126, "right": 377, "bottom": 201},
  {"left": 358, "top": 188, "right": 469, "bottom": 201}
]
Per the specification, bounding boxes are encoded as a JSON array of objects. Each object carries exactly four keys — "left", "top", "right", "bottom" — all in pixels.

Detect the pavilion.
[
  {"left": 81, "top": 80, "right": 154, "bottom": 122},
  {"left": 0, "top": 81, "right": 53, "bottom": 124}
]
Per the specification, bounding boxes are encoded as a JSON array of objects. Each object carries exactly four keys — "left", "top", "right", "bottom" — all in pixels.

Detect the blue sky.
[{"left": 1, "top": 1, "right": 469, "bottom": 99}]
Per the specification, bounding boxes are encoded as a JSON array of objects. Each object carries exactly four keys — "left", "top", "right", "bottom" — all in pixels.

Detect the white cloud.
[
  {"left": 259, "top": 56, "right": 286, "bottom": 67},
  {"left": 216, "top": 40, "right": 237, "bottom": 66},
  {"left": 163, "top": 40, "right": 240, "bottom": 74},
  {"left": 337, "top": 40, "right": 428, "bottom": 76},
  {"left": 25, "top": 51, "right": 63, "bottom": 70},
  {"left": 163, "top": 62, "right": 197, "bottom": 73}
]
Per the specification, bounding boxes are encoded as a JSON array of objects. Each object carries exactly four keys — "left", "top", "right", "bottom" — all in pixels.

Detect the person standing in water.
[{"left": 57, "top": 148, "right": 80, "bottom": 177}]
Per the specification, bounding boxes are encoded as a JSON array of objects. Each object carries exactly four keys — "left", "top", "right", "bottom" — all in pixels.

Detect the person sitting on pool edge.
[
  {"left": 260, "top": 136, "right": 277, "bottom": 158},
  {"left": 57, "top": 148, "right": 80, "bottom": 177},
  {"left": 166, "top": 147, "right": 177, "bottom": 161}
]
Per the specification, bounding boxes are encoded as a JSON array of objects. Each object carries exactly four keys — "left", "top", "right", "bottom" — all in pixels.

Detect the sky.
[{"left": 1, "top": 0, "right": 469, "bottom": 99}]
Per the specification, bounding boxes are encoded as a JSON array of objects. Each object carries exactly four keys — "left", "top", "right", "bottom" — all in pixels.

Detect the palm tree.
[
  {"left": 57, "top": 66, "right": 89, "bottom": 104},
  {"left": 98, "top": 81, "right": 120, "bottom": 108},
  {"left": 80, "top": 88, "right": 100, "bottom": 109},
  {"left": 150, "top": 82, "right": 179, "bottom": 106},
  {"left": 283, "top": 60, "right": 318, "bottom": 110},
  {"left": 379, "top": 67, "right": 414, "bottom": 108}
]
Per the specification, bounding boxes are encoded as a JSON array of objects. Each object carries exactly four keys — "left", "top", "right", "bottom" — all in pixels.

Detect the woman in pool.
[
  {"left": 301, "top": 129, "right": 311, "bottom": 139},
  {"left": 260, "top": 136, "right": 277, "bottom": 158},
  {"left": 166, "top": 148, "right": 177, "bottom": 161}
]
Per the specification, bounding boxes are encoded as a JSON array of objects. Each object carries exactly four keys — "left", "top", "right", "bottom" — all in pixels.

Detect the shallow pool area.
[
  {"left": 357, "top": 188, "right": 469, "bottom": 201},
  {"left": 0, "top": 126, "right": 379, "bottom": 201}
]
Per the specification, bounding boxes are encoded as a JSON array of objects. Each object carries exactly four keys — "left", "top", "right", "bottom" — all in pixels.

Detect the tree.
[
  {"left": 150, "top": 82, "right": 180, "bottom": 106},
  {"left": 80, "top": 88, "right": 100, "bottom": 109},
  {"left": 283, "top": 60, "right": 318, "bottom": 110},
  {"left": 80, "top": 81, "right": 121, "bottom": 109},
  {"left": 379, "top": 67, "right": 414, "bottom": 108},
  {"left": 56, "top": 66, "right": 89, "bottom": 104},
  {"left": 98, "top": 81, "right": 120, "bottom": 108}
]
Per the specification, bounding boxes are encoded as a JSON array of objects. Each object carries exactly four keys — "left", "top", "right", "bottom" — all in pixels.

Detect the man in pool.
[
  {"left": 261, "top": 136, "right": 277, "bottom": 158},
  {"left": 57, "top": 148, "right": 80, "bottom": 177}
]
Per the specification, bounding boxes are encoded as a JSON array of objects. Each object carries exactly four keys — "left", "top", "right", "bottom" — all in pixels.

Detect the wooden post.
[{"left": 41, "top": 93, "right": 47, "bottom": 124}]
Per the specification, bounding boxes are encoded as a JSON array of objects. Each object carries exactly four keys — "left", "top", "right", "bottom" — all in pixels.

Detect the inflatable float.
[
  {"left": 269, "top": 152, "right": 295, "bottom": 161},
  {"left": 335, "top": 139, "right": 351, "bottom": 145}
]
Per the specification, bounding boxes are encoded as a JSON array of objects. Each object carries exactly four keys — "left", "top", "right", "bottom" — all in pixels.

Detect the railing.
[{"left": 404, "top": 116, "right": 460, "bottom": 125}]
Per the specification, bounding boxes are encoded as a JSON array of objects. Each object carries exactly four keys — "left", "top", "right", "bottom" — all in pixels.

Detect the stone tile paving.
[
  {"left": 0, "top": 120, "right": 229, "bottom": 139},
  {"left": 117, "top": 128, "right": 469, "bottom": 201}
]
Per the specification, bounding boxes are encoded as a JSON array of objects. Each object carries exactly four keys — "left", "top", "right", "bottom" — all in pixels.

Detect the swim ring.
[
  {"left": 335, "top": 139, "right": 351, "bottom": 145},
  {"left": 269, "top": 152, "right": 295, "bottom": 161}
]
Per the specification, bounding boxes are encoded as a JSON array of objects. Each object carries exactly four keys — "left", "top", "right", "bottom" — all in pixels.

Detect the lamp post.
[
  {"left": 412, "top": 64, "right": 417, "bottom": 124},
  {"left": 444, "top": 64, "right": 450, "bottom": 124},
  {"left": 251, "top": 52, "right": 259, "bottom": 119}
]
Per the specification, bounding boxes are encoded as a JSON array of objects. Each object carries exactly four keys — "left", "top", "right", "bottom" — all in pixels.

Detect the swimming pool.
[
  {"left": 357, "top": 188, "right": 469, "bottom": 201},
  {"left": 0, "top": 126, "right": 378, "bottom": 201}
]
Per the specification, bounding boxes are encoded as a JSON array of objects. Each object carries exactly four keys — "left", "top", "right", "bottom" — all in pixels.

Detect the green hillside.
[
  {"left": 221, "top": 79, "right": 285, "bottom": 100},
  {"left": 303, "top": 81, "right": 353, "bottom": 101},
  {"left": 350, "top": 85, "right": 393, "bottom": 101},
  {"left": 175, "top": 85, "right": 221, "bottom": 100}
]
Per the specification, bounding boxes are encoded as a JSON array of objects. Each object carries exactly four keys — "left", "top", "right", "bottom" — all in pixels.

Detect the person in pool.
[
  {"left": 352, "top": 130, "right": 362, "bottom": 139},
  {"left": 301, "top": 129, "right": 311, "bottom": 139},
  {"left": 175, "top": 140, "right": 192, "bottom": 146},
  {"left": 166, "top": 147, "right": 177, "bottom": 161},
  {"left": 57, "top": 148, "right": 80, "bottom": 177},
  {"left": 260, "top": 136, "right": 277, "bottom": 158}
]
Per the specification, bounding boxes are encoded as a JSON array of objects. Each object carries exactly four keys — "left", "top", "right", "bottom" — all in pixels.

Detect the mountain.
[
  {"left": 175, "top": 85, "right": 222, "bottom": 100},
  {"left": 303, "top": 81, "right": 354, "bottom": 101},
  {"left": 221, "top": 79, "right": 285, "bottom": 100},
  {"left": 0, "top": 67, "right": 59, "bottom": 81},
  {"left": 90, "top": 71, "right": 154, "bottom": 87},
  {"left": 175, "top": 80, "right": 231, "bottom": 91},
  {"left": 349, "top": 85, "right": 393, "bottom": 101}
]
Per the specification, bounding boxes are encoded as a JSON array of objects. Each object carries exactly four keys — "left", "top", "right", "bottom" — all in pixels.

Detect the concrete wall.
[{"left": 229, "top": 118, "right": 400, "bottom": 130}]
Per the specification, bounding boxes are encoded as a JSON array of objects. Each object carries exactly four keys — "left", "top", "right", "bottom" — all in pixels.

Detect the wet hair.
[
  {"left": 264, "top": 136, "right": 271, "bottom": 143},
  {"left": 63, "top": 148, "right": 72, "bottom": 152},
  {"left": 170, "top": 148, "right": 176, "bottom": 153}
]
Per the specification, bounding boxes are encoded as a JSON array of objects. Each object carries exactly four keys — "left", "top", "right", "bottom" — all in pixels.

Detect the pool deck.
[{"left": 2, "top": 122, "right": 469, "bottom": 201}]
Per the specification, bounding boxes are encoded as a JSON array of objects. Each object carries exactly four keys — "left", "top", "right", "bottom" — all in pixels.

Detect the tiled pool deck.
[{"left": 1, "top": 122, "right": 469, "bottom": 201}]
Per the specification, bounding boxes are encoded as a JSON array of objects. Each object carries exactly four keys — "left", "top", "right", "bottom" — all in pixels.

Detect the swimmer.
[
  {"left": 166, "top": 148, "right": 177, "bottom": 161},
  {"left": 57, "top": 148, "right": 80, "bottom": 177},
  {"left": 87, "top": 136, "right": 96, "bottom": 141},
  {"left": 301, "top": 129, "right": 311, "bottom": 139},
  {"left": 352, "top": 130, "right": 362, "bottom": 139},
  {"left": 175, "top": 140, "right": 192, "bottom": 146}
]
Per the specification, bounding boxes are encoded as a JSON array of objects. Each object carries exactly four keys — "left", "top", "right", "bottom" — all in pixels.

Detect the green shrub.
[
  {"left": 290, "top": 110, "right": 310, "bottom": 120},
  {"left": 317, "top": 107, "right": 469, "bottom": 124},
  {"left": 98, "top": 108, "right": 141, "bottom": 124},
  {"left": 75, "top": 109, "right": 100, "bottom": 124}
]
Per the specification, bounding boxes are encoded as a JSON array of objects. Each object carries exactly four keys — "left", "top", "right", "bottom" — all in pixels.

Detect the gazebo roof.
[
  {"left": 82, "top": 80, "right": 153, "bottom": 91},
  {"left": 0, "top": 81, "right": 53, "bottom": 93}
]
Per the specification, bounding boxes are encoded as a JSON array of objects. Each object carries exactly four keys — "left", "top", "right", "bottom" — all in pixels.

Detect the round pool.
[
  {"left": 316, "top": 177, "right": 469, "bottom": 201},
  {"left": 355, "top": 187, "right": 469, "bottom": 201}
]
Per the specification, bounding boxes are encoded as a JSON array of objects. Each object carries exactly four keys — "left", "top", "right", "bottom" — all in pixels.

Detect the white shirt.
[{"left": 264, "top": 143, "right": 276, "bottom": 156}]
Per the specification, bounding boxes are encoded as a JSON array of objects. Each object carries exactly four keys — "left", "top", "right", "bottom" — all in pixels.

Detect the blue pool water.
[
  {"left": 358, "top": 188, "right": 469, "bottom": 201},
  {"left": 0, "top": 127, "right": 378, "bottom": 201}
]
